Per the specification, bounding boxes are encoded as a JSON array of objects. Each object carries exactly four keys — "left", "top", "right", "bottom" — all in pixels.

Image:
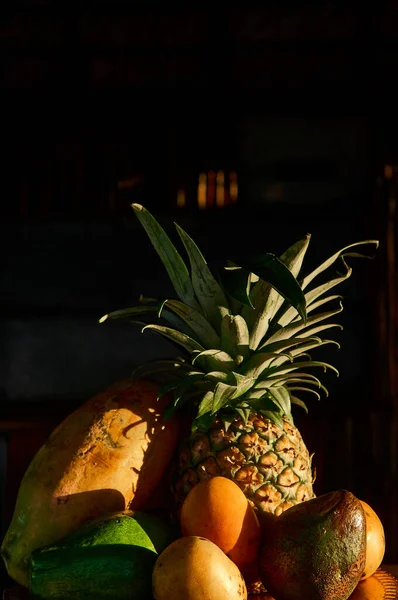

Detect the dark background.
[{"left": 1, "top": 0, "right": 397, "bottom": 576}]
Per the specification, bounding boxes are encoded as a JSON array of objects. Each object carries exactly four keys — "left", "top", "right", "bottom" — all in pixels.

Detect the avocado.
[
  {"left": 259, "top": 490, "right": 366, "bottom": 600},
  {"left": 29, "top": 510, "right": 174, "bottom": 600}
]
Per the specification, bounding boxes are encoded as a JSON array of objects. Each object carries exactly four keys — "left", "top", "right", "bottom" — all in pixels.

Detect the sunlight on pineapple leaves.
[{"left": 97, "top": 204, "right": 379, "bottom": 434}]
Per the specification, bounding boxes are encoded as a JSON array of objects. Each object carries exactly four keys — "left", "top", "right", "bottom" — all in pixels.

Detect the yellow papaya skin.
[{"left": 1, "top": 378, "right": 179, "bottom": 587}]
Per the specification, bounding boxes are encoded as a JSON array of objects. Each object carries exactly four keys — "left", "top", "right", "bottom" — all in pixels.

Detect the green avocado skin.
[{"left": 28, "top": 511, "right": 172, "bottom": 600}]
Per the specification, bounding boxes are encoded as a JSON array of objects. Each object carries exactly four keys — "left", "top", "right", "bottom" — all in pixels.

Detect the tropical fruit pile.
[{"left": 1, "top": 204, "right": 386, "bottom": 599}]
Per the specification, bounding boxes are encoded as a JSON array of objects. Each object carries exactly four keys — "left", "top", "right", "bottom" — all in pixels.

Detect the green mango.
[{"left": 29, "top": 510, "right": 174, "bottom": 600}]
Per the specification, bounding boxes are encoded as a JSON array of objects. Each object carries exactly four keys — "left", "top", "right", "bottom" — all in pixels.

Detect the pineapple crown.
[{"left": 100, "top": 204, "right": 378, "bottom": 432}]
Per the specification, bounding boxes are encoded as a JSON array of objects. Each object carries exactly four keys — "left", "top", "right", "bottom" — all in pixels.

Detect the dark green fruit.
[
  {"left": 259, "top": 490, "right": 366, "bottom": 600},
  {"left": 29, "top": 510, "right": 174, "bottom": 600}
]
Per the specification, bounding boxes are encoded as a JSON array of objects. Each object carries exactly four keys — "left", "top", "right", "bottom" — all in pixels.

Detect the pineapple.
[
  {"left": 175, "top": 413, "right": 314, "bottom": 515},
  {"left": 100, "top": 204, "right": 378, "bottom": 517}
]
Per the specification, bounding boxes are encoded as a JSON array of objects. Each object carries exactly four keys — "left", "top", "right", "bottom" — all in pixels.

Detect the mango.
[{"left": 152, "top": 536, "right": 247, "bottom": 600}]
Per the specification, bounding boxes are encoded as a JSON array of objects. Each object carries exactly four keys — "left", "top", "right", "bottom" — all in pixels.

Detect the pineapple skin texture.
[
  {"left": 174, "top": 415, "right": 315, "bottom": 515},
  {"left": 1, "top": 379, "right": 180, "bottom": 587}
]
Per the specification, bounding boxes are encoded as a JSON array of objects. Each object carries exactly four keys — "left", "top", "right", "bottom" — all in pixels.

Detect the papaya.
[
  {"left": 1, "top": 378, "right": 180, "bottom": 587},
  {"left": 29, "top": 510, "right": 172, "bottom": 600}
]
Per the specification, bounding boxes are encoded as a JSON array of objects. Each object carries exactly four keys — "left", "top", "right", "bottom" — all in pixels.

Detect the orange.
[
  {"left": 348, "top": 573, "right": 385, "bottom": 599},
  {"left": 180, "top": 476, "right": 261, "bottom": 579},
  {"left": 360, "top": 500, "right": 385, "bottom": 580}
]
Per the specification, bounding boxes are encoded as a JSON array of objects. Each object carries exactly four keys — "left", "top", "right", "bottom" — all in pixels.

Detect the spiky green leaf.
[
  {"left": 236, "top": 253, "right": 307, "bottom": 323},
  {"left": 212, "top": 382, "right": 237, "bottom": 414},
  {"left": 290, "top": 396, "right": 309, "bottom": 413},
  {"left": 296, "top": 323, "right": 343, "bottom": 339},
  {"left": 173, "top": 371, "right": 206, "bottom": 405},
  {"left": 162, "top": 299, "right": 220, "bottom": 348},
  {"left": 220, "top": 314, "right": 238, "bottom": 357},
  {"left": 205, "top": 371, "right": 231, "bottom": 383},
  {"left": 279, "top": 235, "right": 311, "bottom": 277},
  {"left": 132, "top": 204, "right": 200, "bottom": 310},
  {"left": 266, "top": 302, "right": 343, "bottom": 344},
  {"left": 259, "top": 335, "right": 321, "bottom": 353},
  {"left": 158, "top": 300, "right": 198, "bottom": 337},
  {"left": 240, "top": 351, "right": 293, "bottom": 379},
  {"left": 230, "top": 373, "right": 256, "bottom": 399},
  {"left": 259, "top": 410, "right": 285, "bottom": 429},
  {"left": 235, "top": 406, "right": 251, "bottom": 424},
  {"left": 267, "top": 387, "right": 292, "bottom": 420},
  {"left": 164, "top": 382, "right": 210, "bottom": 420},
  {"left": 288, "top": 338, "right": 340, "bottom": 357},
  {"left": 192, "top": 349, "right": 236, "bottom": 373},
  {"left": 241, "top": 236, "right": 310, "bottom": 339},
  {"left": 161, "top": 308, "right": 198, "bottom": 338},
  {"left": 219, "top": 411, "right": 236, "bottom": 432},
  {"left": 142, "top": 324, "right": 204, "bottom": 354},
  {"left": 244, "top": 388, "right": 273, "bottom": 401},
  {"left": 275, "top": 241, "right": 378, "bottom": 328},
  {"left": 267, "top": 360, "right": 339, "bottom": 378},
  {"left": 192, "top": 411, "right": 216, "bottom": 432},
  {"left": 255, "top": 374, "right": 328, "bottom": 398},
  {"left": 281, "top": 379, "right": 328, "bottom": 397},
  {"left": 175, "top": 223, "right": 230, "bottom": 328},
  {"left": 205, "top": 371, "right": 230, "bottom": 383},
  {"left": 288, "top": 386, "right": 321, "bottom": 401},
  {"left": 99, "top": 305, "right": 158, "bottom": 323},
  {"left": 306, "top": 294, "right": 343, "bottom": 314},
  {"left": 305, "top": 267, "right": 351, "bottom": 306},
  {"left": 244, "top": 236, "right": 312, "bottom": 349},
  {"left": 301, "top": 240, "right": 379, "bottom": 291},
  {"left": 268, "top": 339, "right": 340, "bottom": 370},
  {"left": 243, "top": 393, "right": 281, "bottom": 413},
  {"left": 220, "top": 314, "right": 250, "bottom": 365},
  {"left": 99, "top": 303, "right": 199, "bottom": 339},
  {"left": 264, "top": 372, "right": 329, "bottom": 395},
  {"left": 219, "top": 265, "right": 253, "bottom": 308},
  {"left": 197, "top": 391, "right": 215, "bottom": 417},
  {"left": 243, "top": 282, "right": 274, "bottom": 347}
]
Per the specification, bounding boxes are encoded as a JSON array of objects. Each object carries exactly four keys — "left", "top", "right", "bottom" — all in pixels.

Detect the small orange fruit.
[
  {"left": 360, "top": 500, "right": 385, "bottom": 580},
  {"left": 180, "top": 476, "right": 261, "bottom": 578},
  {"left": 348, "top": 573, "right": 385, "bottom": 599}
]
